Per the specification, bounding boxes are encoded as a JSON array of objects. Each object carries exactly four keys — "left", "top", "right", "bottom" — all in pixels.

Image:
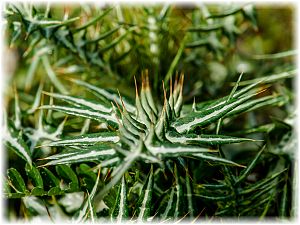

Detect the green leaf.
[
  {"left": 88, "top": 26, "right": 122, "bottom": 43},
  {"left": 235, "top": 145, "right": 266, "bottom": 185},
  {"left": 30, "top": 188, "right": 46, "bottom": 196},
  {"left": 251, "top": 49, "right": 297, "bottom": 60},
  {"left": 41, "top": 55, "right": 68, "bottom": 94},
  {"left": 7, "top": 168, "right": 27, "bottom": 194},
  {"left": 111, "top": 176, "right": 128, "bottom": 222},
  {"left": 55, "top": 165, "right": 79, "bottom": 191},
  {"left": 240, "top": 169, "right": 287, "bottom": 195},
  {"left": 279, "top": 182, "right": 288, "bottom": 218},
  {"left": 40, "top": 167, "right": 60, "bottom": 190},
  {"left": 25, "top": 163, "right": 43, "bottom": 189},
  {"left": 164, "top": 35, "right": 187, "bottom": 84},
  {"left": 74, "top": 7, "right": 114, "bottom": 33},
  {"left": 194, "top": 193, "right": 232, "bottom": 201},
  {"left": 238, "top": 69, "right": 296, "bottom": 86},
  {"left": 193, "top": 153, "right": 245, "bottom": 167},
  {"left": 187, "top": 23, "right": 223, "bottom": 32},
  {"left": 207, "top": 4, "right": 248, "bottom": 18},
  {"left": 98, "top": 27, "right": 135, "bottom": 54}
]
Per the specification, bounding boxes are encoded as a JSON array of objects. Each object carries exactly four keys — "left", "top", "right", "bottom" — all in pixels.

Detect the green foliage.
[{"left": 3, "top": 2, "right": 295, "bottom": 223}]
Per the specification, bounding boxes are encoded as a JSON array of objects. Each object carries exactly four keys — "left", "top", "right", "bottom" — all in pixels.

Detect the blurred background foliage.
[
  {"left": 4, "top": 3, "right": 295, "bottom": 100},
  {"left": 3, "top": 2, "right": 296, "bottom": 221}
]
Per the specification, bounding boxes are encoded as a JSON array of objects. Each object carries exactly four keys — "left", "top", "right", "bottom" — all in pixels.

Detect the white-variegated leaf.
[
  {"left": 4, "top": 128, "right": 32, "bottom": 167},
  {"left": 76, "top": 170, "right": 100, "bottom": 223},
  {"left": 136, "top": 166, "right": 153, "bottom": 222},
  {"left": 39, "top": 105, "right": 118, "bottom": 125},
  {"left": 43, "top": 92, "right": 112, "bottom": 113},
  {"left": 166, "top": 131, "right": 255, "bottom": 145},
  {"left": 172, "top": 91, "right": 261, "bottom": 133},
  {"left": 44, "top": 132, "right": 119, "bottom": 147},
  {"left": 111, "top": 176, "right": 128, "bottom": 222},
  {"left": 146, "top": 142, "right": 216, "bottom": 157},
  {"left": 70, "top": 78, "right": 136, "bottom": 113},
  {"left": 41, "top": 145, "right": 117, "bottom": 166}
]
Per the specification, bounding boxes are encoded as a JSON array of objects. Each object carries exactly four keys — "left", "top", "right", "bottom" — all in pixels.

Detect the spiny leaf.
[
  {"left": 160, "top": 187, "right": 176, "bottom": 220},
  {"left": 238, "top": 69, "right": 296, "bottom": 86},
  {"left": 185, "top": 170, "right": 194, "bottom": 218},
  {"left": 111, "top": 176, "right": 128, "bottom": 222},
  {"left": 147, "top": 142, "right": 216, "bottom": 158},
  {"left": 135, "top": 165, "right": 153, "bottom": 222},
  {"left": 39, "top": 104, "right": 118, "bottom": 125},
  {"left": 76, "top": 169, "right": 100, "bottom": 223},
  {"left": 134, "top": 77, "right": 151, "bottom": 127},
  {"left": 174, "top": 164, "right": 184, "bottom": 220},
  {"left": 42, "top": 132, "right": 119, "bottom": 147},
  {"left": 43, "top": 91, "right": 112, "bottom": 113},
  {"left": 225, "top": 95, "right": 287, "bottom": 118},
  {"left": 195, "top": 79, "right": 267, "bottom": 112},
  {"left": 41, "top": 145, "right": 117, "bottom": 166},
  {"left": 144, "top": 71, "right": 158, "bottom": 115},
  {"left": 172, "top": 90, "right": 263, "bottom": 133},
  {"left": 94, "top": 139, "right": 144, "bottom": 202},
  {"left": 69, "top": 78, "right": 136, "bottom": 113},
  {"left": 4, "top": 127, "right": 32, "bottom": 167},
  {"left": 166, "top": 131, "right": 255, "bottom": 145},
  {"left": 140, "top": 72, "right": 157, "bottom": 121},
  {"left": 239, "top": 169, "right": 287, "bottom": 195},
  {"left": 27, "top": 82, "right": 44, "bottom": 113}
]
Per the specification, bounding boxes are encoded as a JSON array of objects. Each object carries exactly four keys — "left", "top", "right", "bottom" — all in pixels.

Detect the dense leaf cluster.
[{"left": 3, "top": 2, "right": 295, "bottom": 222}]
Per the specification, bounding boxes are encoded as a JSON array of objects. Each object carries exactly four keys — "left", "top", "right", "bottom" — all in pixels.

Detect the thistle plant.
[{"left": 3, "top": 2, "right": 295, "bottom": 222}]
